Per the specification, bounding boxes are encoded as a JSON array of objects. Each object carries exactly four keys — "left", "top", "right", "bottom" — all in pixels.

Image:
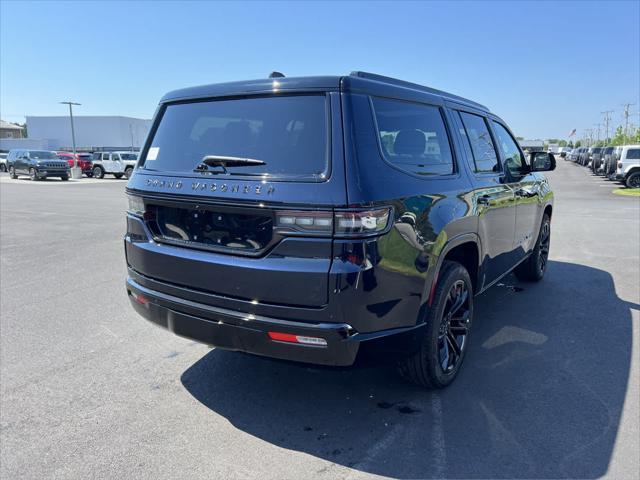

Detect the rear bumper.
[{"left": 126, "top": 275, "right": 424, "bottom": 366}]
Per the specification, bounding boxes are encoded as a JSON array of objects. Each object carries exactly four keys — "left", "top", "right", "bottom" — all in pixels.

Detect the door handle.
[
  {"left": 515, "top": 188, "right": 536, "bottom": 198},
  {"left": 478, "top": 195, "right": 491, "bottom": 205}
]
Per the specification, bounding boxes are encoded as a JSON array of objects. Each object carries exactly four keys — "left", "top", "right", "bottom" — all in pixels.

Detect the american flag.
[{"left": 568, "top": 129, "right": 576, "bottom": 137}]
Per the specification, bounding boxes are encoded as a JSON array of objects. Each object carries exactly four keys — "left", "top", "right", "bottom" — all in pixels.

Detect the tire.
[
  {"left": 85, "top": 172, "right": 93, "bottom": 178},
  {"left": 9, "top": 166, "right": 17, "bottom": 179},
  {"left": 60, "top": 175, "right": 69, "bottom": 181},
  {"left": 29, "top": 167, "right": 39, "bottom": 181},
  {"left": 92, "top": 166, "right": 104, "bottom": 179},
  {"left": 625, "top": 172, "right": 640, "bottom": 189},
  {"left": 124, "top": 167, "right": 134, "bottom": 179},
  {"left": 0, "top": 164, "right": 6, "bottom": 172},
  {"left": 113, "top": 173, "right": 124, "bottom": 179},
  {"left": 397, "top": 261, "right": 474, "bottom": 389},
  {"left": 514, "top": 213, "right": 551, "bottom": 282}
]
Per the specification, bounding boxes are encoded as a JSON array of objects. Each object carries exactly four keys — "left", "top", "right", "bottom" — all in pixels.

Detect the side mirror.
[{"left": 530, "top": 152, "right": 556, "bottom": 171}]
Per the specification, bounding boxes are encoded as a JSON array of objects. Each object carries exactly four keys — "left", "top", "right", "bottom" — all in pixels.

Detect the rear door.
[
  {"left": 125, "top": 92, "right": 346, "bottom": 307},
  {"left": 455, "top": 111, "right": 518, "bottom": 287}
]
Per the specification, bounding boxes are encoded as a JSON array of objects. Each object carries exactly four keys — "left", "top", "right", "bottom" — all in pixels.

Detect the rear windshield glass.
[
  {"left": 141, "top": 95, "right": 328, "bottom": 180},
  {"left": 30, "top": 151, "right": 57, "bottom": 159}
]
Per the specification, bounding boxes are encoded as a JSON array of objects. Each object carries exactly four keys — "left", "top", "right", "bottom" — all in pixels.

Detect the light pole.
[{"left": 60, "top": 101, "right": 81, "bottom": 177}]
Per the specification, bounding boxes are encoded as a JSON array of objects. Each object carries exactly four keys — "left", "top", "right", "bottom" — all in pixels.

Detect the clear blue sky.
[{"left": 1, "top": 0, "right": 638, "bottom": 140}]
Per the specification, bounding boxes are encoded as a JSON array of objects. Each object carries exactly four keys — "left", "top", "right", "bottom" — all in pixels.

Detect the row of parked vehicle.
[
  {"left": 565, "top": 145, "right": 640, "bottom": 188},
  {"left": 0, "top": 150, "right": 139, "bottom": 181}
]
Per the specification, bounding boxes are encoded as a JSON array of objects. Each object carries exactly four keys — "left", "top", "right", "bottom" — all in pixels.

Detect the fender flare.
[{"left": 424, "top": 232, "right": 483, "bottom": 306}]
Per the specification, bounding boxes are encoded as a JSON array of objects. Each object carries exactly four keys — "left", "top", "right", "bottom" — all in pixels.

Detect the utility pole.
[
  {"left": 601, "top": 110, "right": 613, "bottom": 145},
  {"left": 59, "top": 101, "right": 82, "bottom": 179},
  {"left": 621, "top": 103, "right": 636, "bottom": 144},
  {"left": 585, "top": 129, "right": 593, "bottom": 146},
  {"left": 594, "top": 123, "right": 601, "bottom": 145},
  {"left": 129, "top": 124, "right": 135, "bottom": 152}
]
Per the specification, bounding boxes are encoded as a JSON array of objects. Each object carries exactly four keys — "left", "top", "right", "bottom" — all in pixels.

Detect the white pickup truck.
[{"left": 91, "top": 151, "right": 138, "bottom": 179}]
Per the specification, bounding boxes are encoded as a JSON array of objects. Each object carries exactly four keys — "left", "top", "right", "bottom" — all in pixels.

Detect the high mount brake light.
[{"left": 275, "top": 207, "right": 391, "bottom": 237}]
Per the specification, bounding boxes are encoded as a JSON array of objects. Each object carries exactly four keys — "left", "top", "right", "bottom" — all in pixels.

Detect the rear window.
[
  {"left": 372, "top": 98, "right": 454, "bottom": 176},
  {"left": 627, "top": 149, "right": 640, "bottom": 160},
  {"left": 141, "top": 95, "right": 328, "bottom": 180}
]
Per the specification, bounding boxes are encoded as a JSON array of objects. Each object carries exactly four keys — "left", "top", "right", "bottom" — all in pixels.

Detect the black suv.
[
  {"left": 7, "top": 149, "right": 70, "bottom": 181},
  {"left": 125, "top": 72, "right": 555, "bottom": 388}
]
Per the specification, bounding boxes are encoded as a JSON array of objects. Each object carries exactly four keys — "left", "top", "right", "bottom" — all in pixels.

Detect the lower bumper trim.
[{"left": 126, "top": 276, "right": 424, "bottom": 367}]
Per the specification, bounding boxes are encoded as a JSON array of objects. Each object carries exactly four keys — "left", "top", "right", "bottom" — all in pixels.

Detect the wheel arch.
[{"left": 427, "top": 233, "right": 482, "bottom": 305}]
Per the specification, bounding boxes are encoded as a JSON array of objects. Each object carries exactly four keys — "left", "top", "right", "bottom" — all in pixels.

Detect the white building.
[{"left": 25, "top": 116, "right": 152, "bottom": 151}]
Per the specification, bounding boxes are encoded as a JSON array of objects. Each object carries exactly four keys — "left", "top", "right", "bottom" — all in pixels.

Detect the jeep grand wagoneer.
[{"left": 125, "top": 72, "right": 555, "bottom": 388}]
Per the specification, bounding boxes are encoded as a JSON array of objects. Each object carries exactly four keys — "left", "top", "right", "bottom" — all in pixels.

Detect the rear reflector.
[
  {"left": 268, "top": 331, "right": 328, "bottom": 347},
  {"left": 130, "top": 291, "right": 149, "bottom": 307}
]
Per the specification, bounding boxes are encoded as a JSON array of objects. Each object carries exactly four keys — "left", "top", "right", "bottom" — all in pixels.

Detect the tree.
[{"left": 574, "top": 140, "right": 581, "bottom": 147}]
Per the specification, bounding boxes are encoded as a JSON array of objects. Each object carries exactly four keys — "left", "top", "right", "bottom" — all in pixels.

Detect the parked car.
[
  {"left": 90, "top": 152, "right": 139, "bottom": 179},
  {"left": 581, "top": 147, "right": 594, "bottom": 166},
  {"left": 111, "top": 151, "right": 139, "bottom": 179},
  {"left": 0, "top": 152, "right": 7, "bottom": 172},
  {"left": 124, "top": 71, "right": 556, "bottom": 389},
  {"left": 558, "top": 147, "right": 572, "bottom": 158},
  {"left": 56, "top": 152, "right": 94, "bottom": 177},
  {"left": 611, "top": 145, "right": 640, "bottom": 188},
  {"left": 589, "top": 147, "right": 604, "bottom": 171},
  {"left": 569, "top": 147, "right": 582, "bottom": 162},
  {"left": 7, "top": 149, "right": 70, "bottom": 181},
  {"left": 597, "top": 146, "right": 615, "bottom": 175}
]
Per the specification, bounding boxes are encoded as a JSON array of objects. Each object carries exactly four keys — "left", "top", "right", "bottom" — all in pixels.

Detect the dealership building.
[{"left": 0, "top": 116, "right": 152, "bottom": 152}]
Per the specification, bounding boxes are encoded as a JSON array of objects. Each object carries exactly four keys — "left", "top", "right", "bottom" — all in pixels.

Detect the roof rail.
[{"left": 349, "top": 71, "right": 489, "bottom": 111}]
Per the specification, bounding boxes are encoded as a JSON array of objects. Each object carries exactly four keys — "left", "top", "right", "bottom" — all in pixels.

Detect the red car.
[{"left": 56, "top": 152, "right": 94, "bottom": 176}]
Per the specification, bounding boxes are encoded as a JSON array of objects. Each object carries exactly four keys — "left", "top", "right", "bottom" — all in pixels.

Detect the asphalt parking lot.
[{"left": 1, "top": 162, "right": 638, "bottom": 479}]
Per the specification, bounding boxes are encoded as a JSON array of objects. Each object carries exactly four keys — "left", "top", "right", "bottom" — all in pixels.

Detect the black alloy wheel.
[{"left": 437, "top": 279, "right": 471, "bottom": 373}]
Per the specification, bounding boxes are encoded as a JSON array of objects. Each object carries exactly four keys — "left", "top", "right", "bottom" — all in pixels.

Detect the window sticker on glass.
[{"left": 147, "top": 147, "right": 160, "bottom": 161}]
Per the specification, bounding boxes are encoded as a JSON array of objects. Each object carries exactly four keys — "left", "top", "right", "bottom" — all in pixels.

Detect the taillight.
[
  {"left": 274, "top": 207, "right": 391, "bottom": 237},
  {"left": 127, "top": 195, "right": 145, "bottom": 217},
  {"left": 275, "top": 210, "right": 333, "bottom": 234},
  {"left": 334, "top": 208, "right": 390, "bottom": 236}
]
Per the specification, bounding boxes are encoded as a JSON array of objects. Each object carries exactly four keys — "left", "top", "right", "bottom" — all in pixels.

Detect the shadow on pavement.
[{"left": 181, "top": 261, "right": 636, "bottom": 479}]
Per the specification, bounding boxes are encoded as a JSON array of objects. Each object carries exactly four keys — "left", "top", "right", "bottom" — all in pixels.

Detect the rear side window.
[
  {"left": 142, "top": 95, "right": 328, "bottom": 180},
  {"left": 371, "top": 98, "right": 454, "bottom": 176},
  {"left": 626, "top": 149, "right": 640, "bottom": 160},
  {"left": 458, "top": 112, "right": 499, "bottom": 173}
]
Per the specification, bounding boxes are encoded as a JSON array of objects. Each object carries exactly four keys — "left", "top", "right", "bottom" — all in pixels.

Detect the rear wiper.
[{"left": 195, "top": 155, "right": 266, "bottom": 174}]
